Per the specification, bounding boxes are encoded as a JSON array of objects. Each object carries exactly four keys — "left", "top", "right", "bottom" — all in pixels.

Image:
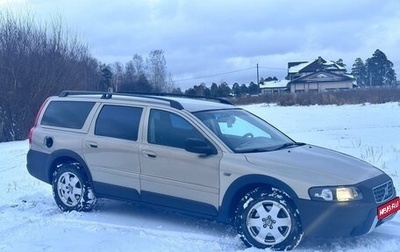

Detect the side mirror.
[{"left": 185, "top": 138, "right": 217, "bottom": 155}]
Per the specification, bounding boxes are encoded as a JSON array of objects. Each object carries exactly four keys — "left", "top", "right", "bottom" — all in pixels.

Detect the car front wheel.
[
  {"left": 234, "top": 187, "right": 303, "bottom": 251},
  {"left": 52, "top": 163, "right": 97, "bottom": 212}
]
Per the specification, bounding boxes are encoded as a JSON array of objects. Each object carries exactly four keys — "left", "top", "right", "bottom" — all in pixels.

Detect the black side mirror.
[{"left": 185, "top": 138, "right": 217, "bottom": 155}]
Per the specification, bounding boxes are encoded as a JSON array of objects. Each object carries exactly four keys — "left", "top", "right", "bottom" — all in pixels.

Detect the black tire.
[
  {"left": 52, "top": 163, "right": 97, "bottom": 212},
  {"left": 234, "top": 187, "right": 303, "bottom": 251}
]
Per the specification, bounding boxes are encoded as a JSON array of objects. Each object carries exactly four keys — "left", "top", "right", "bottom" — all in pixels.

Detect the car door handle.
[
  {"left": 85, "top": 141, "right": 98, "bottom": 148},
  {"left": 143, "top": 150, "right": 156, "bottom": 158}
]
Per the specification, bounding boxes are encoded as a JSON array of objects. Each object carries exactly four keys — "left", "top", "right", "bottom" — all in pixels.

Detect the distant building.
[
  {"left": 260, "top": 57, "right": 356, "bottom": 94},
  {"left": 259, "top": 80, "right": 289, "bottom": 94},
  {"left": 286, "top": 56, "right": 355, "bottom": 93}
]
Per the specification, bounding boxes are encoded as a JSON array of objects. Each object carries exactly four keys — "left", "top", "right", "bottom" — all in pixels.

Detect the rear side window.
[
  {"left": 95, "top": 105, "right": 142, "bottom": 141},
  {"left": 41, "top": 101, "right": 95, "bottom": 129}
]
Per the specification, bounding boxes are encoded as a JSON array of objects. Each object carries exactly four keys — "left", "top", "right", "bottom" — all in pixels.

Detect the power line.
[
  {"left": 173, "top": 67, "right": 255, "bottom": 82},
  {"left": 173, "top": 65, "right": 287, "bottom": 83},
  {"left": 258, "top": 66, "right": 287, "bottom": 71}
]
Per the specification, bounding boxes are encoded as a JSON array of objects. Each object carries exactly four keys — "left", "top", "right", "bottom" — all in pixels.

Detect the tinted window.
[
  {"left": 95, "top": 105, "right": 142, "bottom": 141},
  {"left": 41, "top": 101, "right": 95, "bottom": 129},
  {"left": 148, "top": 109, "right": 205, "bottom": 148}
]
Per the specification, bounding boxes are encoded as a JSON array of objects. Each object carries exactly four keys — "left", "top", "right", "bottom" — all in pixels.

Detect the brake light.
[
  {"left": 28, "top": 127, "right": 34, "bottom": 145},
  {"left": 29, "top": 98, "right": 49, "bottom": 145}
]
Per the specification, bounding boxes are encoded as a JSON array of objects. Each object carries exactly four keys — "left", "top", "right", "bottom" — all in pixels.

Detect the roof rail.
[
  {"left": 121, "top": 92, "right": 233, "bottom": 105},
  {"left": 59, "top": 90, "right": 112, "bottom": 99},
  {"left": 58, "top": 90, "right": 184, "bottom": 110},
  {"left": 58, "top": 90, "right": 233, "bottom": 110}
]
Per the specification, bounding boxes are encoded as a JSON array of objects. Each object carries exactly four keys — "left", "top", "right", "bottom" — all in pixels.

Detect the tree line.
[
  {"left": 0, "top": 12, "right": 100, "bottom": 142},
  {"left": 351, "top": 49, "right": 397, "bottom": 87},
  {"left": 0, "top": 11, "right": 398, "bottom": 142},
  {"left": 108, "top": 50, "right": 176, "bottom": 93},
  {"left": 0, "top": 11, "right": 175, "bottom": 142}
]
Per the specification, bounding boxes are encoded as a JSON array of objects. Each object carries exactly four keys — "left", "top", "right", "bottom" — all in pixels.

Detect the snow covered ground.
[{"left": 0, "top": 102, "right": 399, "bottom": 251}]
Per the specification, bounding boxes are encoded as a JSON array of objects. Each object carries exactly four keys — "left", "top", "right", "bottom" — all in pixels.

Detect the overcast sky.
[{"left": 3, "top": 0, "right": 400, "bottom": 89}]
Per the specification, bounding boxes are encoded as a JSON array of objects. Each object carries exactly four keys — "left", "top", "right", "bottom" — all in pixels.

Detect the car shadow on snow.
[
  {"left": 86, "top": 198, "right": 241, "bottom": 243},
  {"left": 35, "top": 196, "right": 399, "bottom": 251}
]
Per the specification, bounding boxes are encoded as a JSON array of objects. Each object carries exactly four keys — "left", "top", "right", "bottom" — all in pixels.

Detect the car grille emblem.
[{"left": 373, "top": 181, "right": 394, "bottom": 203}]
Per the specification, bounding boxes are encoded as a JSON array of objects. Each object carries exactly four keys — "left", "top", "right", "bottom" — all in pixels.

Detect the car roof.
[
  {"left": 164, "top": 97, "right": 236, "bottom": 112},
  {"left": 55, "top": 90, "right": 236, "bottom": 113}
]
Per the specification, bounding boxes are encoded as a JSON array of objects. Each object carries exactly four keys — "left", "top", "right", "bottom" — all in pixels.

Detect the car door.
[
  {"left": 139, "top": 108, "right": 222, "bottom": 215},
  {"left": 82, "top": 104, "right": 143, "bottom": 200}
]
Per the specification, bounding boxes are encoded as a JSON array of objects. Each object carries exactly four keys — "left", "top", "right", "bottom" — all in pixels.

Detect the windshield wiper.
[
  {"left": 273, "top": 142, "right": 304, "bottom": 151},
  {"left": 235, "top": 142, "right": 305, "bottom": 153},
  {"left": 237, "top": 147, "right": 272, "bottom": 153}
]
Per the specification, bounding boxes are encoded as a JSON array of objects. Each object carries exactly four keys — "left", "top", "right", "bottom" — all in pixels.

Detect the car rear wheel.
[
  {"left": 234, "top": 187, "right": 303, "bottom": 251},
  {"left": 52, "top": 163, "right": 97, "bottom": 212}
]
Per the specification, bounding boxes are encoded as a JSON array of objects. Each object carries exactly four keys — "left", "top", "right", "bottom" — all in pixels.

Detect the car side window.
[
  {"left": 95, "top": 105, "right": 143, "bottom": 141},
  {"left": 148, "top": 109, "right": 205, "bottom": 149},
  {"left": 218, "top": 115, "right": 271, "bottom": 139},
  {"left": 41, "top": 101, "right": 95, "bottom": 129}
]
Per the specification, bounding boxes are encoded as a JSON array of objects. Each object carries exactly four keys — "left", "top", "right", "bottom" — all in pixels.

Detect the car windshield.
[{"left": 194, "top": 109, "right": 299, "bottom": 153}]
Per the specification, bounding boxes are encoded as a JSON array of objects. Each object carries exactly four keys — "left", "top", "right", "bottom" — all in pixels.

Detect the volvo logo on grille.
[
  {"left": 382, "top": 184, "right": 390, "bottom": 201},
  {"left": 374, "top": 181, "right": 393, "bottom": 203}
]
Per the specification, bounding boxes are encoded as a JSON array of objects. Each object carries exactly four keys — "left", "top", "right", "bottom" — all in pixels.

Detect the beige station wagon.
[{"left": 27, "top": 90, "right": 399, "bottom": 250}]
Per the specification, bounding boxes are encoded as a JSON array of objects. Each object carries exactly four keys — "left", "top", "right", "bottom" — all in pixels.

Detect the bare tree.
[
  {"left": 166, "top": 72, "right": 176, "bottom": 93},
  {"left": 111, "top": 62, "right": 123, "bottom": 92},
  {"left": 132, "top": 54, "right": 146, "bottom": 77},
  {"left": 146, "top": 50, "right": 168, "bottom": 92},
  {"left": 0, "top": 10, "right": 100, "bottom": 142}
]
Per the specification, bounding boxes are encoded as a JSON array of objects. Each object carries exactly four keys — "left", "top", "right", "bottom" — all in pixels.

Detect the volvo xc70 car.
[{"left": 27, "top": 90, "right": 399, "bottom": 250}]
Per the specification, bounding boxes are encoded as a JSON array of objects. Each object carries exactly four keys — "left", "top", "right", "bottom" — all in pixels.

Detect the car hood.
[{"left": 244, "top": 144, "right": 383, "bottom": 186}]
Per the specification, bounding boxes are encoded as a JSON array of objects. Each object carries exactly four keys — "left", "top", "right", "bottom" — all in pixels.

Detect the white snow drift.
[{"left": 0, "top": 102, "right": 399, "bottom": 251}]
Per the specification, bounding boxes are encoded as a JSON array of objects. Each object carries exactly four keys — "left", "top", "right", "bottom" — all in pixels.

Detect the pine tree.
[
  {"left": 232, "top": 83, "right": 241, "bottom": 97},
  {"left": 218, "top": 82, "right": 231, "bottom": 97},
  {"left": 365, "top": 49, "right": 396, "bottom": 86},
  {"left": 240, "top": 84, "right": 248, "bottom": 96},
  {"left": 100, "top": 64, "right": 113, "bottom": 91},
  {"left": 248, "top": 82, "right": 259, "bottom": 95},
  {"left": 210, "top": 83, "right": 219, "bottom": 97},
  {"left": 351, "top": 58, "right": 367, "bottom": 87}
]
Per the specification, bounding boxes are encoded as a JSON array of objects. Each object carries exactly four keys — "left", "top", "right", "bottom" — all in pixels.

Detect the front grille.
[{"left": 373, "top": 180, "right": 394, "bottom": 203}]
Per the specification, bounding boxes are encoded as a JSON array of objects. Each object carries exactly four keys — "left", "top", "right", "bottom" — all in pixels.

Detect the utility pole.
[
  {"left": 256, "top": 63, "right": 260, "bottom": 93},
  {"left": 369, "top": 70, "right": 372, "bottom": 87}
]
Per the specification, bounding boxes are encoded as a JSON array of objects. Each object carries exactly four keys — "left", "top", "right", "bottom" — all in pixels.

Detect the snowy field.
[{"left": 0, "top": 102, "right": 399, "bottom": 251}]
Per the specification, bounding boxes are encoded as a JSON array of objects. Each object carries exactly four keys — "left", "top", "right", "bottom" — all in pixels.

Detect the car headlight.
[{"left": 309, "top": 186, "right": 363, "bottom": 201}]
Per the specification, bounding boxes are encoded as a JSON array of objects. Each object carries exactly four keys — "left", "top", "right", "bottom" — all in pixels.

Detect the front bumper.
[
  {"left": 294, "top": 174, "right": 398, "bottom": 237},
  {"left": 294, "top": 197, "right": 396, "bottom": 237}
]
